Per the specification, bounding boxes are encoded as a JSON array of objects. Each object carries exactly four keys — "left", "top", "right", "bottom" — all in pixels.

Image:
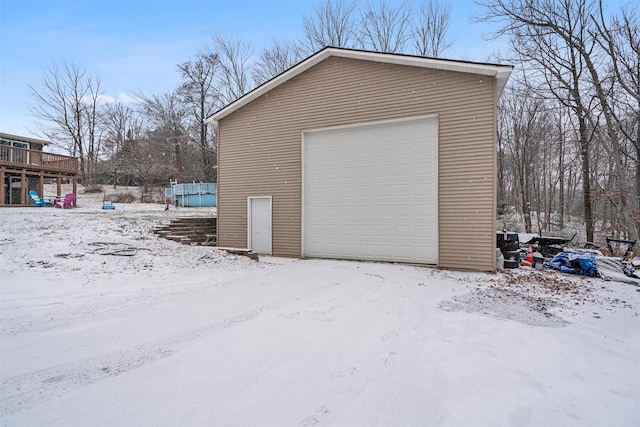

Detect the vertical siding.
[{"left": 218, "top": 56, "right": 497, "bottom": 271}]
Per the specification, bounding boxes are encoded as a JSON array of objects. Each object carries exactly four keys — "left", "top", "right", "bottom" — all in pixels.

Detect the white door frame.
[{"left": 247, "top": 196, "right": 272, "bottom": 255}]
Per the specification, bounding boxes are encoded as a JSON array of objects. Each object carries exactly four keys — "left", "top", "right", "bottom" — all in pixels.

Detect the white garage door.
[{"left": 303, "top": 116, "right": 438, "bottom": 264}]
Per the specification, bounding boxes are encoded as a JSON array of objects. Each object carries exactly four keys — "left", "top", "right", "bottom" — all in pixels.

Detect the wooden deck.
[
  {"left": 0, "top": 146, "right": 78, "bottom": 175},
  {"left": 1, "top": 146, "right": 79, "bottom": 206}
]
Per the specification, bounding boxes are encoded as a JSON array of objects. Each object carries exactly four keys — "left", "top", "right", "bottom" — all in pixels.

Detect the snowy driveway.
[{"left": 1, "top": 205, "right": 639, "bottom": 426}]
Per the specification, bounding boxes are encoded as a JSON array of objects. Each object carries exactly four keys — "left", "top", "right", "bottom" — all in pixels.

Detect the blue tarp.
[{"left": 545, "top": 250, "right": 597, "bottom": 277}]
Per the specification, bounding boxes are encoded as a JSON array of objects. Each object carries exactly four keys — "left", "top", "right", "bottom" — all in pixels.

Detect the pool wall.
[{"left": 165, "top": 183, "right": 217, "bottom": 207}]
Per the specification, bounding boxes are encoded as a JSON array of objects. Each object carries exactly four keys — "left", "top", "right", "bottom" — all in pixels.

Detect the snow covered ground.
[{"left": 1, "top": 189, "right": 639, "bottom": 426}]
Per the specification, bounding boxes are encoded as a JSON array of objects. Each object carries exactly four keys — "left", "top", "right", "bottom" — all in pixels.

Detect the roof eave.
[
  {"left": 0, "top": 132, "right": 52, "bottom": 146},
  {"left": 495, "top": 68, "right": 513, "bottom": 97}
]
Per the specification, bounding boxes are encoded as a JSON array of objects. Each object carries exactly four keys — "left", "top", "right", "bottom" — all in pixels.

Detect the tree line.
[
  {"left": 30, "top": 0, "right": 638, "bottom": 243},
  {"left": 484, "top": 0, "right": 639, "bottom": 242},
  {"left": 29, "top": 0, "right": 452, "bottom": 194}
]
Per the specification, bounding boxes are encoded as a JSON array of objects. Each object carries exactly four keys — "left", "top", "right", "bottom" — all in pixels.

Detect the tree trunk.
[
  {"left": 578, "top": 116, "right": 594, "bottom": 243},
  {"left": 519, "top": 165, "right": 532, "bottom": 233},
  {"left": 581, "top": 34, "right": 638, "bottom": 240},
  {"left": 174, "top": 134, "right": 182, "bottom": 181},
  {"left": 558, "top": 121, "right": 565, "bottom": 228}
]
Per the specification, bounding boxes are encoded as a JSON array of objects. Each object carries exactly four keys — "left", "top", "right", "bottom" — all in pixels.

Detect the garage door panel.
[
  {"left": 357, "top": 148, "right": 374, "bottom": 160},
  {"left": 376, "top": 166, "right": 393, "bottom": 178},
  {"left": 394, "top": 143, "right": 413, "bottom": 156},
  {"left": 304, "top": 117, "right": 438, "bottom": 264},
  {"left": 416, "top": 224, "right": 436, "bottom": 235},
  {"left": 415, "top": 161, "right": 433, "bottom": 174},
  {"left": 416, "top": 183, "right": 436, "bottom": 196},
  {"left": 394, "top": 165, "right": 415, "bottom": 177},
  {"left": 375, "top": 205, "right": 394, "bottom": 217},
  {"left": 341, "top": 168, "right": 357, "bottom": 179},
  {"left": 415, "top": 204, "right": 435, "bottom": 217},
  {"left": 416, "top": 246, "right": 436, "bottom": 260},
  {"left": 393, "top": 246, "right": 416, "bottom": 258},
  {"left": 394, "top": 184, "right": 413, "bottom": 197},
  {"left": 357, "top": 166, "right": 375, "bottom": 179}
]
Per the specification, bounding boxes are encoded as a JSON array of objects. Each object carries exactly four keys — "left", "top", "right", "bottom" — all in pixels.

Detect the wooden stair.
[{"left": 153, "top": 217, "right": 217, "bottom": 245}]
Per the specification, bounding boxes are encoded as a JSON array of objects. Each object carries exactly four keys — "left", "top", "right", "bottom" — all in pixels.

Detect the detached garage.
[{"left": 208, "top": 47, "right": 512, "bottom": 271}]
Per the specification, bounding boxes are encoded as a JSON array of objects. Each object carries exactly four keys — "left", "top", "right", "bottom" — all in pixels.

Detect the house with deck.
[{"left": 0, "top": 132, "right": 78, "bottom": 206}]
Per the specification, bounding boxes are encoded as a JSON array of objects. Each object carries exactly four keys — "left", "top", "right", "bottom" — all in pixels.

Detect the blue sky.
[{"left": 1, "top": 0, "right": 509, "bottom": 139}]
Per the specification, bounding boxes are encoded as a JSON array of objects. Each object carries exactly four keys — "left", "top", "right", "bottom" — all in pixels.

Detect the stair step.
[
  {"left": 154, "top": 216, "right": 218, "bottom": 246},
  {"left": 172, "top": 218, "right": 216, "bottom": 224}
]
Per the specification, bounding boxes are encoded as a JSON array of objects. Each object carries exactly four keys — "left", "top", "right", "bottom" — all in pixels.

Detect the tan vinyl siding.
[{"left": 218, "top": 56, "right": 497, "bottom": 271}]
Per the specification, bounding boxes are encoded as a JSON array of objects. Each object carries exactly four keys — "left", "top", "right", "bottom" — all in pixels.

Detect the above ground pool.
[{"left": 165, "top": 183, "right": 216, "bottom": 207}]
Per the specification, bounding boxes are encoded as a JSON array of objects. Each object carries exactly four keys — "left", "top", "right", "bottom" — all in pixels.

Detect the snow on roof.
[{"left": 207, "top": 46, "right": 513, "bottom": 125}]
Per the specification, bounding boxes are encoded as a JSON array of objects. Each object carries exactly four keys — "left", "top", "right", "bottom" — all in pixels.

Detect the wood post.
[
  {"left": 20, "top": 170, "right": 26, "bottom": 205},
  {"left": 0, "top": 170, "right": 4, "bottom": 204}
]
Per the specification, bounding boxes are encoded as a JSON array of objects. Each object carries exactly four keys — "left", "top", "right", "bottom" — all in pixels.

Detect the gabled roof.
[
  {"left": 0, "top": 132, "right": 52, "bottom": 146},
  {"left": 208, "top": 46, "right": 513, "bottom": 124}
]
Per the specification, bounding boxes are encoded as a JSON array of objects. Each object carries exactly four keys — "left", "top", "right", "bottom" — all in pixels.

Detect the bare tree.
[
  {"left": 302, "top": 0, "right": 358, "bottom": 53},
  {"left": 498, "top": 77, "right": 584, "bottom": 236},
  {"left": 593, "top": 2, "right": 640, "bottom": 220},
  {"left": 302, "top": 0, "right": 453, "bottom": 57},
  {"left": 498, "top": 84, "right": 547, "bottom": 232},
  {"left": 479, "top": 0, "right": 602, "bottom": 242},
  {"left": 593, "top": 2, "right": 640, "bottom": 105},
  {"left": 29, "top": 62, "right": 103, "bottom": 183},
  {"left": 357, "top": 0, "right": 412, "bottom": 53},
  {"left": 480, "top": 0, "right": 640, "bottom": 241},
  {"left": 101, "top": 102, "right": 144, "bottom": 187},
  {"left": 412, "top": 0, "right": 452, "bottom": 57},
  {"left": 572, "top": 1, "right": 639, "bottom": 240},
  {"left": 138, "top": 91, "right": 188, "bottom": 182},
  {"left": 211, "top": 35, "right": 254, "bottom": 104},
  {"left": 120, "top": 134, "right": 176, "bottom": 198},
  {"left": 177, "top": 52, "right": 221, "bottom": 181},
  {"left": 253, "top": 40, "right": 305, "bottom": 86}
]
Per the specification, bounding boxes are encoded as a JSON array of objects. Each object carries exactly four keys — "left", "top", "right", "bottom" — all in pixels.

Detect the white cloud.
[
  {"left": 96, "top": 94, "right": 116, "bottom": 105},
  {"left": 77, "top": 93, "right": 141, "bottom": 106},
  {"left": 117, "top": 93, "right": 142, "bottom": 105}
]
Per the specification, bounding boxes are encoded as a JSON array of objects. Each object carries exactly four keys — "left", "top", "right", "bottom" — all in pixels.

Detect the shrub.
[
  {"left": 83, "top": 184, "right": 104, "bottom": 194},
  {"left": 109, "top": 192, "right": 137, "bottom": 203}
]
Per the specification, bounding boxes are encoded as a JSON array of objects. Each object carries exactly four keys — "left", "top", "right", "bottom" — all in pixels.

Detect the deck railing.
[{"left": 0, "top": 146, "right": 78, "bottom": 174}]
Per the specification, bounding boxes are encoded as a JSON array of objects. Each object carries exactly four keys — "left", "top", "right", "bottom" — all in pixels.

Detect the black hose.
[{"left": 87, "top": 242, "right": 152, "bottom": 256}]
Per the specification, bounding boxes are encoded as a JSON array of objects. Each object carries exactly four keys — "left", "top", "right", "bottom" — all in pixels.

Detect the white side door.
[{"left": 248, "top": 196, "right": 272, "bottom": 255}]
